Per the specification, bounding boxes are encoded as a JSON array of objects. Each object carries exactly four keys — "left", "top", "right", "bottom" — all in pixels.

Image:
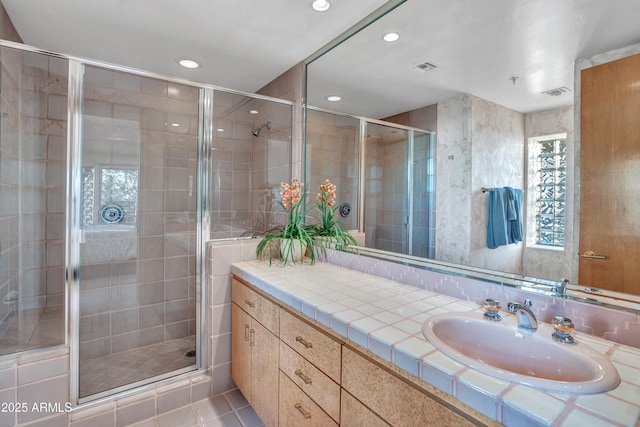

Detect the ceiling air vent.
[
  {"left": 542, "top": 86, "right": 571, "bottom": 96},
  {"left": 411, "top": 61, "right": 437, "bottom": 72}
]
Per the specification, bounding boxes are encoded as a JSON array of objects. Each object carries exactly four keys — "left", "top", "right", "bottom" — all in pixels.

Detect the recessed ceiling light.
[
  {"left": 311, "top": 0, "right": 330, "bottom": 12},
  {"left": 177, "top": 58, "right": 200, "bottom": 69},
  {"left": 170, "top": 123, "right": 180, "bottom": 127},
  {"left": 216, "top": 128, "right": 224, "bottom": 132},
  {"left": 249, "top": 110, "right": 259, "bottom": 115},
  {"left": 382, "top": 32, "right": 400, "bottom": 42},
  {"left": 326, "top": 95, "right": 341, "bottom": 102}
]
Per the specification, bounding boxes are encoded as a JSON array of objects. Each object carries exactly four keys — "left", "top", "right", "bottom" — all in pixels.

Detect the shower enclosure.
[
  {"left": 0, "top": 46, "right": 68, "bottom": 355},
  {"left": 306, "top": 108, "right": 435, "bottom": 258},
  {"left": 0, "top": 41, "right": 293, "bottom": 405}
]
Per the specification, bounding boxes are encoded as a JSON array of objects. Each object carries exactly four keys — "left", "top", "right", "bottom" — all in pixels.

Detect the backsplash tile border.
[{"left": 324, "top": 249, "right": 640, "bottom": 348}]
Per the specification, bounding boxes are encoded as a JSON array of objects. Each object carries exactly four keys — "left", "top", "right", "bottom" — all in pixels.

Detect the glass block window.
[{"left": 533, "top": 137, "right": 566, "bottom": 246}]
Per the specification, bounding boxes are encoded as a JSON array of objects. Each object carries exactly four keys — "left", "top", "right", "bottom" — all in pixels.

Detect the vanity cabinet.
[
  {"left": 342, "top": 346, "right": 477, "bottom": 427},
  {"left": 231, "top": 278, "right": 280, "bottom": 427},
  {"left": 231, "top": 275, "right": 494, "bottom": 427}
]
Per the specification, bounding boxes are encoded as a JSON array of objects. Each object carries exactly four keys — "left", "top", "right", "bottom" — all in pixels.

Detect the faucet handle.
[
  {"left": 482, "top": 298, "right": 501, "bottom": 321},
  {"left": 552, "top": 316, "right": 575, "bottom": 344}
]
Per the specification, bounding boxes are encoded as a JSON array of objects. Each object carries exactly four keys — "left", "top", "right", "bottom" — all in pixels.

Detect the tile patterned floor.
[
  {"left": 0, "top": 304, "right": 65, "bottom": 356},
  {"left": 131, "top": 389, "right": 265, "bottom": 427},
  {"left": 80, "top": 336, "right": 197, "bottom": 397}
]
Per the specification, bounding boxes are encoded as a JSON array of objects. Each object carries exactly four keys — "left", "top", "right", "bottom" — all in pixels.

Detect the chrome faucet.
[
  {"left": 507, "top": 299, "right": 538, "bottom": 330},
  {"left": 551, "top": 278, "right": 569, "bottom": 297}
]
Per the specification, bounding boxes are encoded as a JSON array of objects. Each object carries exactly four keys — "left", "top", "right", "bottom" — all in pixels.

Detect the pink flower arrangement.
[
  {"left": 256, "top": 178, "right": 315, "bottom": 264},
  {"left": 256, "top": 177, "right": 356, "bottom": 264},
  {"left": 314, "top": 179, "right": 357, "bottom": 248}
]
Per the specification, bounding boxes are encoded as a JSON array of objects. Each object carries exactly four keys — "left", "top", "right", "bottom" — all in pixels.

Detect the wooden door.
[
  {"left": 251, "top": 321, "right": 279, "bottom": 427},
  {"left": 580, "top": 53, "right": 640, "bottom": 293},
  {"left": 231, "top": 303, "right": 252, "bottom": 400}
]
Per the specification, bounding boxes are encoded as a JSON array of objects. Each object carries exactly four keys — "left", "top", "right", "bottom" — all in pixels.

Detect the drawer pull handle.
[
  {"left": 295, "top": 336, "right": 313, "bottom": 349},
  {"left": 294, "top": 402, "right": 311, "bottom": 419},
  {"left": 244, "top": 324, "right": 250, "bottom": 342},
  {"left": 249, "top": 329, "right": 256, "bottom": 346},
  {"left": 295, "top": 369, "right": 312, "bottom": 384},
  {"left": 245, "top": 299, "right": 256, "bottom": 308}
]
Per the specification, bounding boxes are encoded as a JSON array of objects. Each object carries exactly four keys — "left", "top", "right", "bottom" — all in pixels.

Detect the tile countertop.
[{"left": 230, "top": 260, "right": 640, "bottom": 427}]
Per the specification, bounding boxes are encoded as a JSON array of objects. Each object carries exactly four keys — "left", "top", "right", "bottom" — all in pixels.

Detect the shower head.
[{"left": 252, "top": 121, "right": 271, "bottom": 137}]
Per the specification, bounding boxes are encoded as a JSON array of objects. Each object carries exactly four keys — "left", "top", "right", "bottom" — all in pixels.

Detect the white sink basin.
[{"left": 422, "top": 311, "right": 620, "bottom": 394}]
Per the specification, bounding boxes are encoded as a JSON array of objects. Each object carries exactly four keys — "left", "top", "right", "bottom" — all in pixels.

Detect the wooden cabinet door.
[
  {"left": 251, "top": 321, "right": 279, "bottom": 427},
  {"left": 341, "top": 390, "right": 389, "bottom": 427},
  {"left": 231, "top": 303, "right": 252, "bottom": 401},
  {"left": 342, "top": 347, "right": 477, "bottom": 427}
]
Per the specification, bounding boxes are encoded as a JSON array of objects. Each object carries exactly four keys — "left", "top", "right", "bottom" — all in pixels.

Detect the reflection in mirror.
[
  {"left": 305, "top": 109, "right": 359, "bottom": 233},
  {"left": 362, "top": 122, "right": 435, "bottom": 257},
  {"left": 304, "top": 0, "right": 640, "bottom": 309}
]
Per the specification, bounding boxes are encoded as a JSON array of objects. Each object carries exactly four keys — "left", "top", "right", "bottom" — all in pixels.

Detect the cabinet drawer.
[
  {"left": 342, "top": 347, "right": 478, "bottom": 427},
  {"left": 280, "top": 341, "right": 340, "bottom": 422},
  {"left": 279, "top": 370, "right": 338, "bottom": 427},
  {"left": 341, "top": 390, "right": 389, "bottom": 427},
  {"left": 232, "top": 278, "right": 279, "bottom": 335},
  {"left": 279, "top": 309, "right": 342, "bottom": 382}
]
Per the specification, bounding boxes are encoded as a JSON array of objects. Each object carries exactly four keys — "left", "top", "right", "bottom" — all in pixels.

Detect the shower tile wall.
[
  {"left": 79, "top": 66, "right": 199, "bottom": 363},
  {"left": 306, "top": 109, "right": 358, "bottom": 230},
  {"left": 0, "top": 47, "right": 67, "bottom": 353},
  {"left": 0, "top": 46, "right": 23, "bottom": 338},
  {"left": 248, "top": 98, "right": 292, "bottom": 231},
  {"left": 210, "top": 92, "right": 292, "bottom": 239},
  {"left": 256, "top": 62, "right": 303, "bottom": 177},
  {"left": 210, "top": 91, "right": 253, "bottom": 239}
]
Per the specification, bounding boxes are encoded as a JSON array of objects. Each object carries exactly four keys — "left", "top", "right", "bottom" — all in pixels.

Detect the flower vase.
[{"left": 279, "top": 238, "right": 307, "bottom": 264}]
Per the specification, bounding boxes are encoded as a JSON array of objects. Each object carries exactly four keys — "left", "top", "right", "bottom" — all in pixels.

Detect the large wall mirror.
[{"left": 304, "top": 0, "right": 640, "bottom": 309}]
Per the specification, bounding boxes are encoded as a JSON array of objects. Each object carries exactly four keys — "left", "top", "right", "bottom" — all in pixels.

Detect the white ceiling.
[
  {"left": 308, "top": 0, "right": 640, "bottom": 117},
  {"left": 2, "top": 0, "right": 389, "bottom": 91},
  {"left": 3, "top": 0, "right": 640, "bottom": 118}
]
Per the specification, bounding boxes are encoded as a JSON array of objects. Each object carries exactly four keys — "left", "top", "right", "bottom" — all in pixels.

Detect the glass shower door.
[
  {"left": 411, "top": 131, "right": 435, "bottom": 258},
  {"left": 0, "top": 48, "right": 67, "bottom": 356},
  {"left": 77, "top": 65, "right": 200, "bottom": 399},
  {"left": 363, "top": 122, "right": 410, "bottom": 253}
]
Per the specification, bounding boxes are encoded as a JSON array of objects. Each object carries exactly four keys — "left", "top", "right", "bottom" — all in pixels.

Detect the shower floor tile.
[{"left": 80, "top": 335, "right": 196, "bottom": 397}]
